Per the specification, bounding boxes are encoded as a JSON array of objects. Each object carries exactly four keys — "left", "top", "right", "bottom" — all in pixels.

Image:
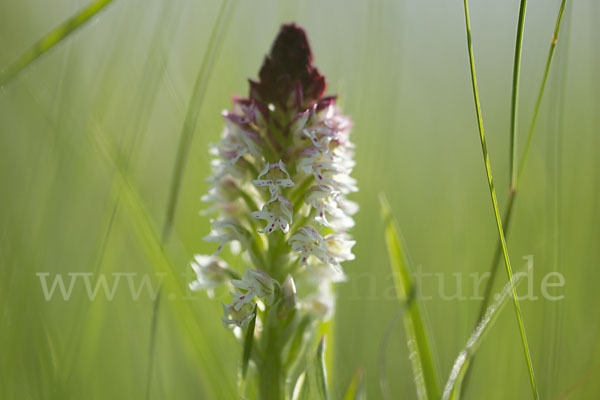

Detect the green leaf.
[
  {"left": 297, "top": 336, "right": 329, "bottom": 400},
  {"left": 344, "top": 368, "right": 366, "bottom": 400},
  {"left": 509, "top": 0, "right": 528, "bottom": 189},
  {"left": 284, "top": 315, "right": 312, "bottom": 370},
  {"left": 241, "top": 305, "right": 257, "bottom": 380},
  {"left": 379, "top": 193, "right": 441, "bottom": 400},
  {"left": 442, "top": 273, "right": 525, "bottom": 400}
]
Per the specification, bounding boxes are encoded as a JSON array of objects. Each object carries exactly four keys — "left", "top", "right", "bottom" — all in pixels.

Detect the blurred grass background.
[{"left": 0, "top": 0, "right": 598, "bottom": 398}]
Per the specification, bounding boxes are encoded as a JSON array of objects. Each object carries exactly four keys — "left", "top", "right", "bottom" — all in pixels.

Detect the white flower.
[
  {"left": 252, "top": 160, "right": 294, "bottom": 197},
  {"left": 324, "top": 234, "right": 355, "bottom": 261},
  {"left": 305, "top": 186, "right": 355, "bottom": 229},
  {"left": 289, "top": 227, "right": 355, "bottom": 273},
  {"left": 222, "top": 296, "right": 256, "bottom": 328},
  {"left": 203, "top": 219, "right": 249, "bottom": 254},
  {"left": 323, "top": 233, "right": 356, "bottom": 273},
  {"left": 251, "top": 194, "right": 293, "bottom": 234},
  {"left": 302, "top": 128, "right": 333, "bottom": 151},
  {"left": 221, "top": 111, "right": 263, "bottom": 160},
  {"left": 189, "top": 255, "right": 229, "bottom": 297},
  {"left": 221, "top": 268, "right": 275, "bottom": 327},
  {"left": 296, "top": 147, "right": 339, "bottom": 189},
  {"left": 231, "top": 267, "right": 275, "bottom": 304},
  {"left": 289, "top": 226, "right": 329, "bottom": 266}
]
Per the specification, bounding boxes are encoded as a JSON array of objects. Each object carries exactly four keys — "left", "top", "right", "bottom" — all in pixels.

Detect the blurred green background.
[{"left": 1, "top": 0, "right": 598, "bottom": 398}]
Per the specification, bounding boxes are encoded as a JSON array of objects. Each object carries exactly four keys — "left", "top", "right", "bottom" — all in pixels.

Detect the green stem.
[
  {"left": 461, "top": 1, "right": 539, "bottom": 398},
  {"left": 258, "top": 308, "right": 285, "bottom": 400},
  {"left": 509, "top": 0, "right": 528, "bottom": 189},
  {"left": 476, "top": 188, "right": 516, "bottom": 322}
]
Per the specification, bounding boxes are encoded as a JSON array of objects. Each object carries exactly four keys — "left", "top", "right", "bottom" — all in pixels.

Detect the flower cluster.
[{"left": 189, "top": 24, "right": 357, "bottom": 333}]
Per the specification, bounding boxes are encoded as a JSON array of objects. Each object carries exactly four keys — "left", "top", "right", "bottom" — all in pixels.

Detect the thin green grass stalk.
[
  {"left": 460, "top": 1, "right": 538, "bottom": 398},
  {"left": 0, "top": 0, "right": 117, "bottom": 87},
  {"left": 162, "top": 0, "right": 234, "bottom": 240},
  {"left": 442, "top": 273, "right": 525, "bottom": 400},
  {"left": 295, "top": 337, "right": 329, "bottom": 400},
  {"left": 380, "top": 194, "right": 441, "bottom": 400},
  {"left": 317, "top": 314, "right": 334, "bottom": 392},
  {"left": 509, "top": 0, "right": 528, "bottom": 188},
  {"left": 475, "top": 0, "right": 568, "bottom": 323},
  {"left": 343, "top": 368, "right": 365, "bottom": 400}
]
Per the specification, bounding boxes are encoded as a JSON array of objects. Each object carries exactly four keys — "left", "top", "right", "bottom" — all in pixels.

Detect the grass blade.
[
  {"left": 314, "top": 336, "right": 329, "bottom": 400},
  {"left": 379, "top": 193, "right": 440, "bottom": 400},
  {"left": 298, "top": 336, "right": 329, "bottom": 400},
  {"left": 162, "top": 0, "right": 234, "bottom": 240},
  {"left": 460, "top": 1, "right": 538, "bottom": 398},
  {"left": 241, "top": 305, "right": 257, "bottom": 380},
  {"left": 509, "top": 0, "right": 528, "bottom": 188},
  {"left": 343, "top": 368, "right": 365, "bottom": 400},
  {"left": 442, "top": 273, "right": 525, "bottom": 400},
  {"left": 0, "top": 0, "right": 117, "bottom": 87}
]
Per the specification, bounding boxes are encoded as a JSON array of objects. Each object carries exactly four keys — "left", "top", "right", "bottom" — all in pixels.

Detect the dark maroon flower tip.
[{"left": 250, "top": 23, "right": 326, "bottom": 110}]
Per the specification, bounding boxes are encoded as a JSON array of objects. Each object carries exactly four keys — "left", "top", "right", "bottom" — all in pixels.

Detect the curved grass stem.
[{"left": 461, "top": 1, "right": 538, "bottom": 398}]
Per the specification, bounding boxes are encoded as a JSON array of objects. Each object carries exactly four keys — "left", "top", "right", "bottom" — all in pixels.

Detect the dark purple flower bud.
[{"left": 250, "top": 23, "right": 326, "bottom": 111}]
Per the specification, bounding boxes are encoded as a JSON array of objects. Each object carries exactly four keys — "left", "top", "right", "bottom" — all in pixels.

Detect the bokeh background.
[{"left": 1, "top": 0, "right": 598, "bottom": 398}]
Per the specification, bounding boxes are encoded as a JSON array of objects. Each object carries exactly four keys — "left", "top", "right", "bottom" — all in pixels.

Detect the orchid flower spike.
[{"left": 189, "top": 23, "right": 358, "bottom": 396}]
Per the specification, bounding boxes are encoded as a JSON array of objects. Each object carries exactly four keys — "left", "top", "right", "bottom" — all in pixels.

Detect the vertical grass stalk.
[
  {"left": 461, "top": 1, "right": 538, "bottom": 398},
  {"left": 509, "top": 0, "right": 528, "bottom": 189}
]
